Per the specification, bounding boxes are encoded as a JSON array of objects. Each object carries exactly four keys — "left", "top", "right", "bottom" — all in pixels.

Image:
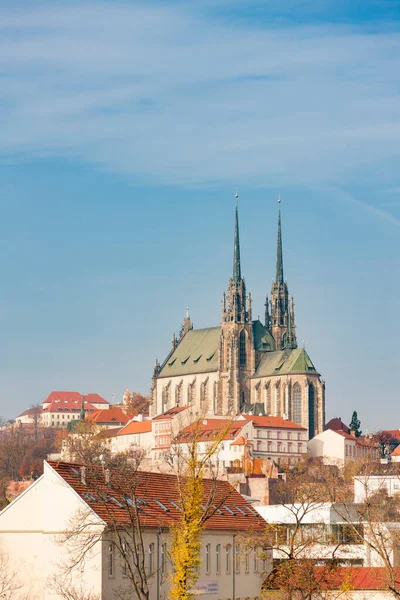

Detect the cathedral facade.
[{"left": 150, "top": 203, "right": 325, "bottom": 439}]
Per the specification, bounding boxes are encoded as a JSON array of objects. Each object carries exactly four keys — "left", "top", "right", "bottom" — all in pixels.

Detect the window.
[
  {"left": 216, "top": 544, "right": 221, "bottom": 574},
  {"left": 239, "top": 330, "right": 247, "bottom": 366},
  {"left": 148, "top": 543, "right": 154, "bottom": 575},
  {"left": 235, "top": 544, "right": 240, "bottom": 574},
  {"left": 108, "top": 542, "right": 114, "bottom": 577},
  {"left": 287, "top": 432, "right": 291, "bottom": 440},
  {"left": 245, "top": 552, "right": 249, "bottom": 573},
  {"left": 293, "top": 383, "right": 302, "bottom": 424},
  {"left": 121, "top": 540, "right": 127, "bottom": 576},
  {"left": 225, "top": 544, "right": 231, "bottom": 574},
  {"left": 277, "top": 431, "right": 281, "bottom": 440},
  {"left": 206, "top": 544, "right": 211, "bottom": 574},
  {"left": 253, "top": 552, "right": 258, "bottom": 573},
  {"left": 308, "top": 383, "right": 315, "bottom": 438},
  {"left": 161, "top": 543, "right": 167, "bottom": 576}
]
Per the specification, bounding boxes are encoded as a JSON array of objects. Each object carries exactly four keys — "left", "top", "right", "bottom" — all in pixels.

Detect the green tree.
[{"left": 349, "top": 411, "right": 362, "bottom": 437}]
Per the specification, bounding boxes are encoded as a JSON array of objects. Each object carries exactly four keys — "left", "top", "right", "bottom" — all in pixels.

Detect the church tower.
[
  {"left": 268, "top": 200, "right": 297, "bottom": 351},
  {"left": 219, "top": 200, "right": 255, "bottom": 414}
]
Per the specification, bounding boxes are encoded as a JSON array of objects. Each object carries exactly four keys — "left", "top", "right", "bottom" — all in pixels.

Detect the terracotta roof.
[
  {"left": 392, "top": 445, "right": 400, "bottom": 456},
  {"left": 231, "top": 436, "right": 251, "bottom": 446},
  {"left": 240, "top": 414, "right": 306, "bottom": 430},
  {"left": 314, "top": 567, "right": 400, "bottom": 590},
  {"left": 88, "top": 408, "right": 131, "bottom": 425},
  {"left": 175, "top": 419, "right": 246, "bottom": 443},
  {"left": 118, "top": 421, "right": 152, "bottom": 436},
  {"left": 152, "top": 406, "right": 188, "bottom": 421},
  {"left": 324, "top": 417, "right": 350, "bottom": 434},
  {"left": 47, "top": 461, "right": 265, "bottom": 531},
  {"left": 43, "top": 391, "right": 108, "bottom": 405},
  {"left": 265, "top": 566, "right": 400, "bottom": 591},
  {"left": 42, "top": 399, "right": 96, "bottom": 414}
]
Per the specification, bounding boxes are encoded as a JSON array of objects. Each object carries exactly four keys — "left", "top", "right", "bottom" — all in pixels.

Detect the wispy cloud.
[{"left": 0, "top": 2, "right": 400, "bottom": 187}]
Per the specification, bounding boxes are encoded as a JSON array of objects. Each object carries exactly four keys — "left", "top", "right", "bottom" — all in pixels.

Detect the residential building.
[
  {"left": 151, "top": 203, "right": 325, "bottom": 439},
  {"left": 41, "top": 397, "right": 97, "bottom": 428},
  {"left": 307, "top": 429, "right": 379, "bottom": 466},
  {"left": 256, "top": 502, "right": 395, "bottom": 568},
  {"left": 354, "top": 464, "right": 400, "bottom": 503},
  {"left": 16, "top": 391, "right": 110, "bottom": 428},
  {"left": 111, "top": 419, "right": 153, "bottom": 454},
  {"left": 0, "top": 460, "right": 268, "bottom": 600},
  {"left": 87, "top": 407, "right": 131, "bottom": 429},
  {"left": 240, "top": 414, "right": 307, "bottom": 465}
]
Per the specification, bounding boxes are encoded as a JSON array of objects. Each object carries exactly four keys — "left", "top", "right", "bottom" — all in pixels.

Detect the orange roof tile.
[
  {"left": 88, "top": 408, "right": 130, "bottom": 425},
  {"left": 118, "top": 421, "right": 152, "bottom": 436},
  {"left": 240, "top": 414, "right": 306, "bottom": 430},
  {"left": 43, "top": 391, "right": 108, "bottom": 405},
  {"left": 47, "top": 461, "right": 265, "bottom": 532}
]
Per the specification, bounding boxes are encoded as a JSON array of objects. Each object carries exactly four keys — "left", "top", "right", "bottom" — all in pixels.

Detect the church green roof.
[
  {"left": 253, "top": 347, "right": 319, "bottom": 378},
  {"left": 253, "top": 320, "right": 276, "bottom": 352},
  {"left": 158, "top": 327, "right": 220, "bottom": 378}
]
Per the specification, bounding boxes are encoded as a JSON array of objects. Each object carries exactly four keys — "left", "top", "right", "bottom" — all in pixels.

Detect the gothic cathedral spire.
[
  {"left": 276, "top": 203, "right": 284, "bottom": 286},
  {"left": 268, "top": 199, "right": 297, "bottom": 350},
  {"left": 222, "top": 202, "right": 249, "bottom": 324},
  {"left": 233, "top": 204, "right": 241, "bottom": 281}
]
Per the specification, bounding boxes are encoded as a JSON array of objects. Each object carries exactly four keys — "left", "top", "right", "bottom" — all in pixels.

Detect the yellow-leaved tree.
[{"left": 166, "top": 415, "right": 234, "bottom": 600}]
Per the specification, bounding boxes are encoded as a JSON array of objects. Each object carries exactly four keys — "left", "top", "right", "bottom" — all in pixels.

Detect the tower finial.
[
  {"left": 233, "top": 197, "right": 241, "bottom": 281},
  {"left": 276, "top": 196, "right": 284, "bottom": 285}
]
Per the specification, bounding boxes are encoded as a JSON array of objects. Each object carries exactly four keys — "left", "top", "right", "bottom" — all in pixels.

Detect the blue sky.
[{"left": 0, "top": 0, "right": 399, "bottom": 431}]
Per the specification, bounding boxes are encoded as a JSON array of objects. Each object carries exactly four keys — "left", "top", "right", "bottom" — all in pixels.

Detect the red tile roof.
[
  {"left": 88, "top": 408, "right": 131, "bottom": 425},
  {"left": 118, "top": 421, "right": 152, "bottom": 436},
  {"left": 43, "top": 391, "right": 108, "bottom": 406},
  {"left": 231, "top": 436, "right": 252, "bottom": 446},
  {"left": 42, "top": 399, "right": 96, "bottom": 414},
  {"left": 314, "top": 567, "right": 400, "bottom": 590},
  {"left": 266, "top": 566, "right": 400, "bottom": 591},
  {"left": 240, "top": 414, "right": 307, "bottom": 430},
  {"left": 47, "top": 461, "right": 265, "bottom": 531},
  {"left": 175, "top": 419, "right": 246, "bottom": 443}
]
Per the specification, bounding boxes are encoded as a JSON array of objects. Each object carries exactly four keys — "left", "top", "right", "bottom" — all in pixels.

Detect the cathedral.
[{"left": 150, "top": 201, "right": 325, "bottom": 439}]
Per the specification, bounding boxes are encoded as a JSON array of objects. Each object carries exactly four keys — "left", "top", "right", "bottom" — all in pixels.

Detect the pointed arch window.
[
  {"left": 293, "top": 383, "right": 302, "bottom": 425},
  {"left": 239, "top": 330, "right": 247, "bottom": 367},
  {"left": 308, "top": 383, "right": 315, "bottom": 439}
]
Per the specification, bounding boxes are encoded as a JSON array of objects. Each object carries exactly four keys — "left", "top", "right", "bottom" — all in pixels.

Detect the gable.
[{"left": 253, "top": 348, "right": 319, "bottom": 378}]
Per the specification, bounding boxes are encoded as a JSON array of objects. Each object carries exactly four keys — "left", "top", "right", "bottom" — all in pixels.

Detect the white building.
[
  {"left": 307, "top": 429, "right": 379, "bottom": 466},
  {"left": 0, "top": 460, "right": 267, "bottom": 600},
  {"left": 255, "top": 502, "right": 393, "bottom": 568},
  {"left": 354, "top": 465, "right": 400, "bottom": 503}
]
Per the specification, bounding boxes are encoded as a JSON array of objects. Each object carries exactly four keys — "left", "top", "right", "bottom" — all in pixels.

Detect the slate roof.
[
  {"left": 254, "top": 347, "right": 319, "bottom": 378},
  {"left": 48, "top": 461, "right": 264, "bottom": 531}
]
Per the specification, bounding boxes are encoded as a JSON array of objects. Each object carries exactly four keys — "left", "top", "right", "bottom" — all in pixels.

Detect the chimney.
[
  {"left": 80, "top": 466, "right": 86, "bottom": 485},
  {"left": 350, "top": 430, "right": 356, "bottom": 437},
  {"left": 105, "top": 469, "right": 110, "bottom": 485}
]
